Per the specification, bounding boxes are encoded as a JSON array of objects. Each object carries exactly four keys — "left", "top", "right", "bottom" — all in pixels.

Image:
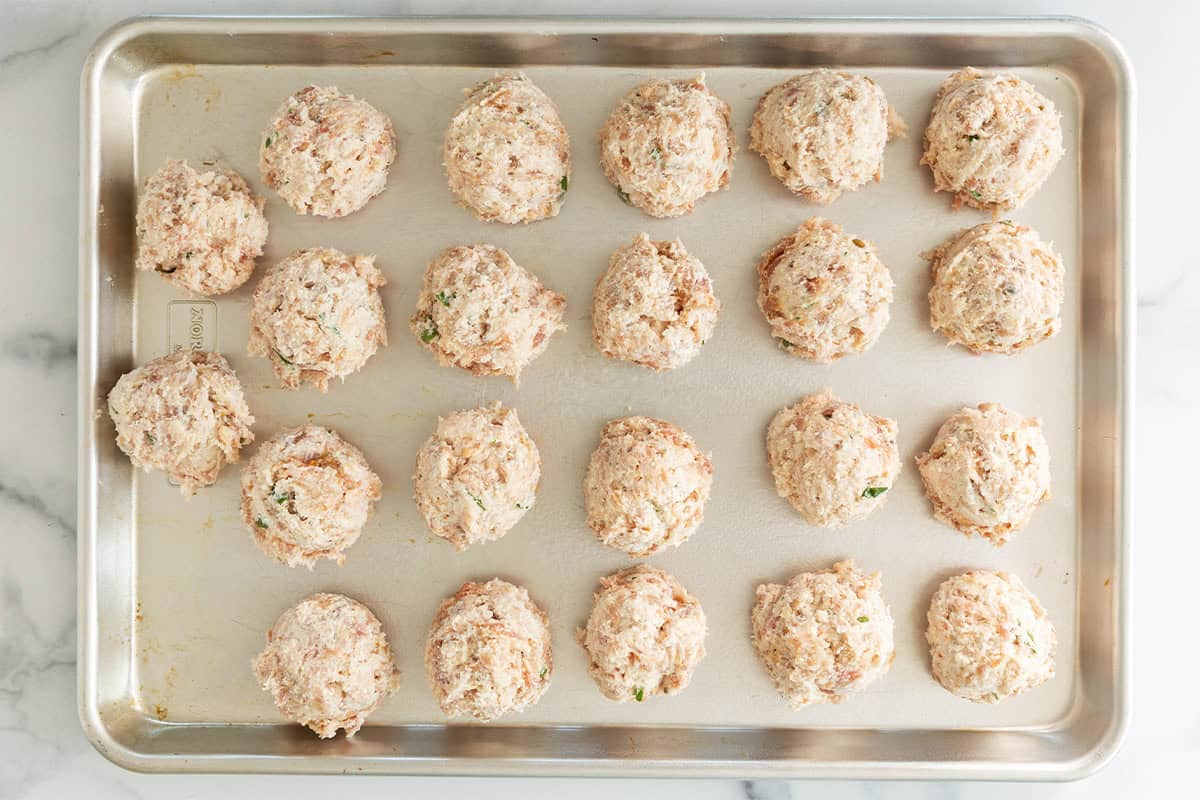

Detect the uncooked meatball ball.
[
  {"left": 443, "top": 72, "right": 571, "bottom": 224},
  {"left": 425, "top": 579, "right": 552, "bottom": 722},
  {"left": 249, "top": 247, "right": 387, "bottom": 391},
  {"left": 926, "top": 570, "right": 1056, "bottom": 703},
  {"left": 259, "top": 85, "right": 396, "bottom": 218},
  {"left": 107, "top": 350, "right": 254, "bottom": 495},
  {"left": 410, "top": 244, "right": 565, "bottom": 384},
  {"left": 413, "top": 402, "right": 540, "bottom": 551},
  {"left": 135, "top": 160, "right": 268, "bottom": 295},
  {"left": 252, "top": 593, "right": 399, "bottom": 738},
  {"left": 750, "top": 70, "right": 905, "bottom": 204},
  {"left": 599, "top": 74, "right": 735, "bottom": 218},
  {"left": 592, "top": 233, "right": 720, "bottom": 371},
  {"left": 577, "top": 565, "right": 706, "bottom": 703},
  {"left": 752, "top": 560, "right": 894, "bottom": 708},
  {"left": 583, "top": 416, "right": 713, "bottom": 557},
  {"left": 241, "top": 425, "right": 382, "bottom": 568},
  {"left": 927, "top": 221, "right": 1065, "bottom": 355},
  {"left": 921, "top": 68, "right": 1064, "bottom": 212},
  {"left": 757, "top": 218, "right": 893, "bottom": 362},
  {"left": 916, "top": 403, "right": 1051, "bottom": 545},
  {"left": 767, "top": 391, "right": 900, "bottom": 528}
]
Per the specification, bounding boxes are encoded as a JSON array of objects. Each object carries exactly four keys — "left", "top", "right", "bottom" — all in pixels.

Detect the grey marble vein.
[
  {"left": 0, "top": 26, "right": 84, "bottom": 70},
  {"left": 0, "top": 479, "right": 74, "bottom": 536},
  {"left": 2, "top": 331, "right": 77, "bottom": 369}
]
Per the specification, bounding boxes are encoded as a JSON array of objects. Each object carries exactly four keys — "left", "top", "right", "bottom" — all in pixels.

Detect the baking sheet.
[{"left": 79, "top": 17, "right": 1132, "bottom": 778}]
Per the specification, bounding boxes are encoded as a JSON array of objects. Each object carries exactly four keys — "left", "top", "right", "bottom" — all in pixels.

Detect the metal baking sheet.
[{"left": 78, "top": 16, "right": 1133, "bottom": 779}]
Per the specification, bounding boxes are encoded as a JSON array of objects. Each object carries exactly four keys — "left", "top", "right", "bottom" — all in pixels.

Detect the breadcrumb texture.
[
  {"left": 413, "top": 402, "right": 540, "bottom": 550},
  {"left": 927, "top": 221, "right": 1065, "bottom": 355},
  {"left": 253, "top": 593, "right": 399, "bottom": 738},
  {"left": 921, "top": 68, "right": 1063, "bottom": 212},
  {"left": 916, "top": 402, "right": 1051, "bottom": 545},
  {"left": 135, "top": 159, "right": 268, "bottom": 295},
  {"left": 249, "top": 247, "right": 388, "bottom": 392},
  {"left": 577, "top": 565, "right": 707, "bottom": 703},
  {"left": 425, "top": 579, "right": 552, "bottom": 722},
  {"left": 752, "top": 560, "right": 895, "bottom": 708},
  {"left": 443, "top": 72, "right": 572, "bottom": 224},
  {"left": 926, "top": 570, "right": 1056, "bottom": 703},
  {"left": 599, "top": 74, "right": 735, "bottom": 218},
  {"left": 107, "top": 350, "right": 254, "bottom": 496},
  {"left": 750, "top": 69, "right": 905, "bottom": 204},
  {"left": 592, "top": 233, "right": 720, "bottom": 371},
  {"left": 241, "top": 425, "right": 381, "bottom": 568},
  {"left": 757, "top": 217, "right": 893, "bottom": 363}
]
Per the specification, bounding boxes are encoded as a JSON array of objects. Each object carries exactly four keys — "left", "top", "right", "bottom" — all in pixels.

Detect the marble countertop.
[{"left": 1, "top": 0, "right": 1189, "bottom": 797}]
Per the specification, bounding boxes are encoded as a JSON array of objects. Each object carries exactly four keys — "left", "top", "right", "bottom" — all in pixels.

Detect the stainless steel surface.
[{"left": 78, "top": 16, "right": 1133, "bottom": 779}]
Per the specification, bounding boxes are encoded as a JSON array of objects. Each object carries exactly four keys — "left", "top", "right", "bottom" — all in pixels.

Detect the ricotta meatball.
[
  {"left": 599, "top": 75, "right": 735, "bottom": 218},
  {"left": 921, "top": 68, "right": 1064, "bottom": 212},
  {"left": 926, "top": 570, "right": 1056, "bottom": 703},
  {"left": 767, "top": 391, "right": 901, "bottom": 528},
  {"left": 592, "top": 233, "right": 720, "bottom": 370},
  {"left": 249, "top": 247, "right": 387, "bottom": 391},
  {"left": 425, "top": 579, "right": 552, "bottom": 722},
  {"left": 916, "top": 403, "right": 1051, "bottom": 545},
  {"left": 107, "top": 350, "right": 254, "bottom": 495},
  {"left": 752, "top": 560, "right": 895, "bottom": 708},
  {"left": 252, "top": 593, "right": 399, "bottom": 738},
  {"left": 757, "top": 218, "right": 893, "bottom": 362},
  {"left": 577, "top": 565, "right": 706, "bottom": 703},
  {"left": 750, "top": 70, "right": 905, "bottom": 204},
  {"left": 583, "top": 416, "right": 713, "bottom": 557},
  {"left": 135, "top": 160, "right": 268, "bottom": 295},
  {"left": 241, "top": 425, "right": 382, "bottom": 568},
  {"left": 259, "top": 85, "right": 396, "bottom": 218},
  {"left": 443, "top": 72, "right": 571, "bottom": 224},
  {"left": 410, "top": 244, "right": 565, "bottom": 384},
  {"left": 927, "top": 221, "right": 1065, "bottom": 355},
  {"left": 413, "top": 402, "right": 540, "bottom": 551}
]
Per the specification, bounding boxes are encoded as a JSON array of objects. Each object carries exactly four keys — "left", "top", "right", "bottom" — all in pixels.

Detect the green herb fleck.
[
  {"left": 434, "top": 290, "right": 454, "bottom": 307},
  {"left": 470, "top": 493, "right": 486, "bottom": 511},
  {"left": 970, "top": 189, "right": 983, "bottom": 201},
  {"left": 857, "top": 615, "right": 870, "bottom": 623},
  {"left": 650, "top": 145, "right": 663, "bottom": 163},
  {"left": 617, "top": 188, "right": 631, "bottom": 205},
  {"left": 1002, "top": 283, "right": 1018, "bottom": 296},
  {"left": 420, "top": 321, "right": 438, "bottom": 343},
  {"left": 264, "top": 132, "right": 276, "bottom": 148},
  {"left": 999, "top": 219, "right": 1015, "bottom": 226},
  {"left": 862, "top": 486, "right": 888, "bottom": 499},
  {"left": 317, "top": 313, "right": 341, "bottom": 335},
  {"left": 144, "top": 431, "right": 156, "bottom": 445},
  {"left": 516, "top": 502, "right": 530, "bottom": 510},
  {"left": 633, "top": 687, "right": 645, "bottom": 702},
  {"left": 967, "top": 134, "right": 980, "bottom": 142},
  {"left": 560, "top": 175, "right": 569, "bottom": 192},
  {"left": 274, "top": 494, "right": 289, "bottom": 504},
  {"left": 775, "top": 337, "right": 794, "bottom": 350},
  {"left": 539, "top": 667, "right": 548, "bottom": 679},
  {"left": 184, "top": 251, "right": 193, "bottom": 259},
  {"left": 1025, "top": 631, "right": 1037, "bottom": 653},
  {"left": 255, "top": 518, "right": 268, "bottom": 529},
  {"left": 271, "top": 348, "right": 294, "bottom": 367}
]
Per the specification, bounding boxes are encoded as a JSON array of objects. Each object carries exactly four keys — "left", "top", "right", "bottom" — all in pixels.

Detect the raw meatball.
[
  {"left": 916, "top": 403, "right": 1051, "bottom": 545},
  {"left": 757, "top": 217, "right": 893, "bottom": 363},
  {"left": 592, "top": 233, "right": 720, "bottom": 371},
  {"left": 135, "top": 160, "right": 268, "bottom": 295},
  {"left": 410, "top": 244, "right": 565, "bottom": 384},
  {"left": 259, "top": 85, "right": 396, "bottom": 218},
  {"left": 107, "top": 350, "right": 254, "bottom": 496},
  {"left": 599, "top": 74, "right": 735, "bottom": 218},
  {"left": 252, "top": 593, "right": 399, "bottom": 738},
  {"left": 926, "top": 570, "right": 1056, "bottom": 703},
  {"left": 921, "top": 68, "right": 1064, "bottom": 212},
  {"left": 767, "top": 391, "right": 901, "bottom": 527},
  {"left": 249, "top": 247, "right": 387, "bottom": 391},
  {"left": 425, "top": 579, "right": 552, "bottom": 722},
  {"left": 583, "top": 416, "right": 713, "bottom": 557},
  {"left": 413, "top": 402, "right": 540, "bottom": 551},
  {"left": 752, "top": 560, "right": 895, "bottom": 708},
  {"left": 241, "top": 425, "right": 382, "bottom": 568},
  {"left": 443, "top": 72, "right": 571, "bottom": 224},
  {"left": 927, "top": 221, "right": 1065, "bottom": 355},
  {"left": 750, "top": 70, "right": 905, "bottom": 204},
  {"left": 577, "top": 565, "right": 707, "bottom": 703}
]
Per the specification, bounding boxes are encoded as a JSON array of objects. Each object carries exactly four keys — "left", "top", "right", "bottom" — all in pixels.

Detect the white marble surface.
[{"left": 0, "top": 0, "right": 1190, "bottom": 796}]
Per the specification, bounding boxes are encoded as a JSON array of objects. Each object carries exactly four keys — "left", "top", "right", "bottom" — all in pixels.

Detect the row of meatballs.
[
  {"left": 254, "top": 562, "right": 1056, "bottom": 738},
  {"left": 107, "top": 351, "right": 1052, "bottom": 561},
  {"left": 136, "top": 65, "right": 1065, "bottom": 298}
]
